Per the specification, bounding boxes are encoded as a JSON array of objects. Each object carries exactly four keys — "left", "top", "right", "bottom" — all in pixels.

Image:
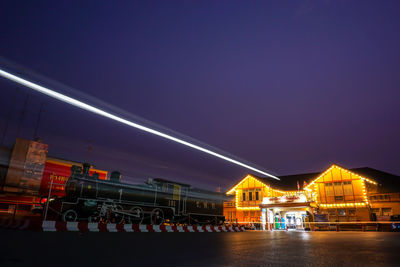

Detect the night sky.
[{"left": 1, "top": 1, "right": 399, "bottom": 191}]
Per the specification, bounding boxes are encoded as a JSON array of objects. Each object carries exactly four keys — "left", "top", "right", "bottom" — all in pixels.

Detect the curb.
[{"left": 0, "top": 218, "right": 246, "bottom": 233}]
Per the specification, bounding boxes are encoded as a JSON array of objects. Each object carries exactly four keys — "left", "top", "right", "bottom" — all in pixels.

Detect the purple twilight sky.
[{"left": 0, "top": 1, "right": 399, "bottom": 191}]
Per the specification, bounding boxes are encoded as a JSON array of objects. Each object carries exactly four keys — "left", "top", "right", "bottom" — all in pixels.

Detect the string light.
[
  {"left": 236, "top": 207, "right": 260, "bottom": 210},
  {"left": 319, "top": 203, "right": 366, "bottom": 208},
  {"left": 231, "top": 175, "right": 285, "bottom": 210},
  {"left": 228, "top": 174, "right": 283, "bottom": 195},
  {"left": 228, "top": 164, "right": 376, "bottom": 214},
  {"left": 304, "top": 164, "right": 378, "bottom": 190}
]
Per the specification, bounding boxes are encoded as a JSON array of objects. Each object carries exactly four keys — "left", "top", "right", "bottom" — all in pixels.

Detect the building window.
[
  {"left": 328, "top": 209, "right": 336, "bottom": 216},
  {"left": 162, "top": 184, "right": 168, "bottom": 192},
  {"left": 242, "top": 192, "right": 246, "bottom": 201},
  {"left": 249, "top": 192, "right": 253, "bottom": 201},
  {"left": 334, "top": 182, "right": 343, "bottom": 196},
  {"left": 343, "top": 181, "right": 353, "bottom": 195},
  {"left": 335, "top": 196, "right": 344, "bottom": 201},
  {"left": 371, "top": 208, "right": 380, "bottom": 215},
  {"left": 325, "top": 183, "right": 334, "bottom": 196},
  {"left": 382, "top": 208, "right": 392, "bottom": 216},
  {"left": 348, "top": 209, "right": 356, "bottom": 216},
  {"left": 255, "top": 191, "right": 259, "bottom": 201},
  {"left": 338, "top": 209, "right": 346, "bottom": 216}
]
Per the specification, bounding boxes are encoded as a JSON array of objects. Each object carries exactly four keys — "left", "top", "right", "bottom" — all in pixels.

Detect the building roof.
[
  {"left": 229, "top": 165, "right": 400, "bottom": 194},
  {"left": 251, "top": 172, "right": 320, "bottom": 191},
  {"left": 350, "top": 167, "right": 400, "bottom": 193}
]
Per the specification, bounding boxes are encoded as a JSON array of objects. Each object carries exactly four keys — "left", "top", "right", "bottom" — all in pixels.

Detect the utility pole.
[
  {"left": 33, "top": 103, "right": 44, "bottom": 141},
  {"left": 1, "top": 88, "right": 18, "bottom": 145},
  {"left": 16, "top": 93, "right": 29, "bottom": 138},
  {"left": 86, "top": 140, "right": 92, "bottom": 162}
]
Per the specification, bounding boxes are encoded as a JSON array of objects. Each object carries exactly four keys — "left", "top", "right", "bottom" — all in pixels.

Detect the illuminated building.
[{"left": 224, "top": 164, "right": 400, "bottom": 229}]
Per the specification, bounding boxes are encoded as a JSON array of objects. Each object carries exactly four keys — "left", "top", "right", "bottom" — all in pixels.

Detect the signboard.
[
  {"left": 4, "top": 138, "right": 48, "bottom": 195},
  {"left": 262, "top": 194, "right": 308, "bottom": 205},
  {"left": 4, "top": 138, "right": 108, "bottom": 197},
  {"left": 39, "top": 159, "right": 108, "bottom": 197},
  {"left": 22, "top": 141, "right": 49, "bottom": 193}
]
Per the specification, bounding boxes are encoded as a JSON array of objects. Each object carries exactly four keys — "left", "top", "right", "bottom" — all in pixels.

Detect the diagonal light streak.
[{"left": 0, "top": 68, "right": 279, "bottom": 180}]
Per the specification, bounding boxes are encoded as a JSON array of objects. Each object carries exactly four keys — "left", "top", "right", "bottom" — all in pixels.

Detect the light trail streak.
[{"left": 0, "top": 68, "right": 279, "bottom": 180}]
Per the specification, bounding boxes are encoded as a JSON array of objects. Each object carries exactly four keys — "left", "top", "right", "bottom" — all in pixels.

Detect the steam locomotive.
[{"left": 45, "top": 163, "right": 226, "bottom": 225}]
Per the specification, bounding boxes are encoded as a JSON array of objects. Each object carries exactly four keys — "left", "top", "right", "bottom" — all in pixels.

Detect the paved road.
[{"left": 1, "top": 229, "right": 399, "bottom": 266}]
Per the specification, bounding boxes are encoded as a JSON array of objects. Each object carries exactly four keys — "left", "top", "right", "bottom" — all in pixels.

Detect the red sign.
[
  {"left": 39, "top": 159, "right": 108, "bottom": 197},
  {"left": 285, "top": 196, "right": 300, "bottom": 202}
]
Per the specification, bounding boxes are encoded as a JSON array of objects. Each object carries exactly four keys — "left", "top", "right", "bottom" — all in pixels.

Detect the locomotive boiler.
[{"left": 46, "top": 163, "right": 226, "bottom": 225}]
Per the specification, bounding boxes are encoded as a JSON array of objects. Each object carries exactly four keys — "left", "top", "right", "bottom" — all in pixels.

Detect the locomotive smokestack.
[{"left": 82, "top": 163, "right": 91, "bottom": 177}]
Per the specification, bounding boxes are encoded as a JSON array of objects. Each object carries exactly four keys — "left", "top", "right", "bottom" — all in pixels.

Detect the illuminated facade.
[
  {"left": 224, "top": 175, "right": 285, "bottom": 223},
  {"left": 224, "top": 164, "right": 400, "bottom": 228}
]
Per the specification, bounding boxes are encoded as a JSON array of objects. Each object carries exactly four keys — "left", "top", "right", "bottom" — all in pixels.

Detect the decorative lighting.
[
  {"left": 319, "top": 202, "right": 366, "bottom": 208},
  {"left": 304, "top": 164, "right": 378, "bottom": 190},
  {"left": 236, "top": 207, "right": 260, "bottom": 211},
  {"left": 227, "top": 174, "right": 283, "bottom": 195},
  {"left": 0, "top": 69, "right": 280, "bottom": 179}
]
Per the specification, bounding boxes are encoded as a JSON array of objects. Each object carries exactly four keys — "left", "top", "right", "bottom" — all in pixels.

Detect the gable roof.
[{"left": 226, "top": 174, "right": 277, "bottom": 195}]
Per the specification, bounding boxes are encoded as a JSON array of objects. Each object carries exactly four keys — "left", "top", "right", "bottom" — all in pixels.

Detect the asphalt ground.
[{"left": 0, "top": 229, "right": 399, "bottom": 267}]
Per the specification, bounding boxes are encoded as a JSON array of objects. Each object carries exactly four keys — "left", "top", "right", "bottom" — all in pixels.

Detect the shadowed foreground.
[{"left": 0, "top": 229, "right": 399, "bottom": 266}]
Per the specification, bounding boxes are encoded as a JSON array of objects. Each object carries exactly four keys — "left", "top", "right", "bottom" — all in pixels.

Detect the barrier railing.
[
  {"left": 0, "top": 218, "right": 247, "bottom": 233},
  {"left": 244, "top": 221, "right": 399, "bottom": 231}
]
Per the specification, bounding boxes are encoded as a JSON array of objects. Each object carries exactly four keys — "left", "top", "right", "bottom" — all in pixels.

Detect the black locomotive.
[{"left": 45, "top": 163, "right": 226, "bottom": 225}]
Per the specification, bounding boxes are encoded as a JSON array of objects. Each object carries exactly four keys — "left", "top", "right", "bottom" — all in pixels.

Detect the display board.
[
  {"left": 4, "top": 138, "right": 48, "bottom": 195},
  {"left": 39, "top": 159, "right": 108, "bottom": 197}
]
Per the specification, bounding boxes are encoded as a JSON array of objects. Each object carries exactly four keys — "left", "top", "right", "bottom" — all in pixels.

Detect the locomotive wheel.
[
  {"left": 108, "top": 205, "right": 124, "bottom": 224},
  {"left": 151, "top": 208, "right": 164, "bottom": 225},
  {"left": 126, "top": 206, "right": 143, "bottom": 224},
  {"left": 62, "top": 209, "right": 78, "bottom": 222}
]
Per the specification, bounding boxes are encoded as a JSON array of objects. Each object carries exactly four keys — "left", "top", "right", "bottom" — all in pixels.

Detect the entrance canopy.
[{"left": 259, "top": 194, "right": 312, "bottom": 209}]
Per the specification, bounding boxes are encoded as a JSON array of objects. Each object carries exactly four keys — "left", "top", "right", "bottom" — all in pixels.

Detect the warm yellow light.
[
  {"left": 319, "top": 202, "right": 369, "bottom": 209},
  {"left": 304, "top": 164, "right": 378, "bottom": 191},
  {"left": 227, "top": 174, "right": 284, "bottom": 195},
  {"left": 236, "top": 207, "right": 260, "bottom": 210}
]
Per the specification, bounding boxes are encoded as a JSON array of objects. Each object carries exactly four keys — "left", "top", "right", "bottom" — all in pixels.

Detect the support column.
[{"left": 261, "top": 208, "right": 266, "bottom": 230}]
